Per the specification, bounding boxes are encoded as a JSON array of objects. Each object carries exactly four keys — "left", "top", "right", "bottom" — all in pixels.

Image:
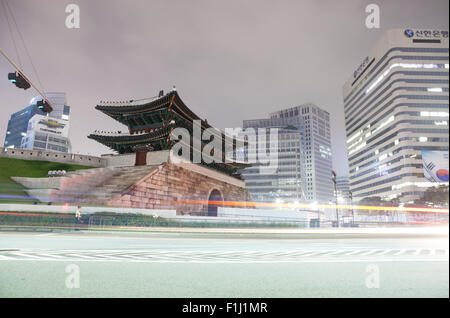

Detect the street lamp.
[
  {"left": 349, "top": 190, "right": 355, "bottom": 225},
  {"left": 332, "top": 171, "right": 339, "bottom": 227}
]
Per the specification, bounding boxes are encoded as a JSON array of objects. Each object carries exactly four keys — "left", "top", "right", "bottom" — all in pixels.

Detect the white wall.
[
  {"left": 218, "top": 207, "right": 311, "bottom": 222},
  {"left": 103, "top": 150, "right": 171, "bottom": 167},
  {"left": 0, "top": 147, "right": 106, "bottom": 167}
]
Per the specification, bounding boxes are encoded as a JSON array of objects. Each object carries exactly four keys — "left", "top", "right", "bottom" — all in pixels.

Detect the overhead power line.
[
  {"left": 1, "top": 0, "right": 22, "bottom": 68},
  {"left": 3, "top": 0, "right": 45, "bottom": 92}
]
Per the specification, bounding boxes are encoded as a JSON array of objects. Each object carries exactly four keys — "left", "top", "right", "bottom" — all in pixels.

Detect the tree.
[
  {"left": 420, "top": 184, "right": 449, "bottom": 205},
  {"left": 359, "top": 196, "right": 384, "bottom": 205}
]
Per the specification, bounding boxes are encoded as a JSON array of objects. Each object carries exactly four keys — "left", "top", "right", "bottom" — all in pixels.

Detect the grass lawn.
[{"left": 0, "top": 157, "right": 94, "bottom": 204}]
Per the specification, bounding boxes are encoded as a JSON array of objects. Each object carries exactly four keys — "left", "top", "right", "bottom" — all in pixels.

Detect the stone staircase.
[
  {"left": 78, "top": 165, "right": 160, "bottom": 205},
  {"left": 12, "top": 167, "right": 118, "bottom": 202},
  {"left": 12, "top": 165, "right": 160, "bottom": 204},
  {"left": 49, "top": 167, "right": 120, "bottom": 202}
]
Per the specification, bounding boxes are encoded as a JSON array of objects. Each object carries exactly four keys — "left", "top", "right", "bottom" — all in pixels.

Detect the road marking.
[
  {"left": 105, "top": 251, "right": 150, "bottom": 260},
  {"left": 394, "top": 249, "right": 408, "bottom": 256},
  {"left": 344, "top": 250, "right": 362, "bottom": 256},
  {"left": 37, "top": 253, "right": 66, "bottom": 259},
  {"left": 413, "top": 249, "right": 423, "bottom": 256},
  {"left": 301, "top": 250, "right": 333, "bottom": 257},
  {"left": 291, "top": 250, "right": 315, "bottom": 256},
  {"left": 325, "top": 250, "right": 345, "bottom": 256},
  {"left": 377, "top": 249, "right": 393, "bottom": 255},
  {"left": 0, "top": 254, "right": 15, "bottom": 260},
  {"left": 8, "top": 252, "right": 44, "bottom": 259},
  {"left": 360, "top": 250, "right": 379, "bottom": 256},
  {"left": 0, "top": 257, "right": 447, "bottom": 264},
  {"left": 0, "top": 248, "right": 447, "bottom": 263},
  {"left": 64, "top": 253, "right": 97, "bottom": 260}
]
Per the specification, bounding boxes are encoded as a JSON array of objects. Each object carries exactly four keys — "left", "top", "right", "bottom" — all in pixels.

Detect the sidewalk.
[{"left": 0, "top": 224, "right": 448, "bottom": 238}]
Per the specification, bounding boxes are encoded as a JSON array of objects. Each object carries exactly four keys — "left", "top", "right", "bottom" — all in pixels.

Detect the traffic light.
[
  {"left": 36, "top": 99, "right": 53, "bottom": 113},
  {"left": 7, "top": 71, "right": 31, "bottom": 90}
]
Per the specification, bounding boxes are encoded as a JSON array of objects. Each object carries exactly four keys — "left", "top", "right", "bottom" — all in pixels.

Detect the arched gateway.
[{"left": 207, "top": 189, "right": 223, "bottom": 217}]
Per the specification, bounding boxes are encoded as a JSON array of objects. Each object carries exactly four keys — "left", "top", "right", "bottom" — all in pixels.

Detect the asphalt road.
[{"left": 0, "top": 229, "right": 448, "bottom": 297}]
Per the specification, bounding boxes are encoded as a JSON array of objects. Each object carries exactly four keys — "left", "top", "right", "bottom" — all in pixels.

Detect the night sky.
[{"left": 0, "top": 0, "right": 448, "bottom": 176}]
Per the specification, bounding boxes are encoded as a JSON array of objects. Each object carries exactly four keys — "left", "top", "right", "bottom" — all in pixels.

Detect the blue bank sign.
[
  {"left": 404, "top": 29, "right": 448, "bottom": 38},
  {"left": 404, "top": 29, "right": 414, "bottom": 37}
]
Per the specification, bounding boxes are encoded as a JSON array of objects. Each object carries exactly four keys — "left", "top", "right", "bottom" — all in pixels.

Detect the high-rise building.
[
  {"left": 4, "top": 105, "right": 44, "bottom": 149},
  {"left": 335, "top": 175, "right": 350, "bottom": 200},
  {"left": 4, "top": 92, "right": 71, "bottom": 152},
  {"left": 20, "top": 113, "right": 71, "bottom": 153},
  {"left": 239, "top": 124, "right": 303, "bottom": 203},
  {"left": 241, "top": 103, "right": 333, "bottom": 203},
  {"left": 343, "top": 28, "right": 449, "bottom": 203}
]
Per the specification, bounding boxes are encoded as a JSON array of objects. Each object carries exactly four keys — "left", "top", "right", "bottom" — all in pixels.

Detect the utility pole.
[{"left": 0, "top": 48, "right": 53, "bottom": 113}]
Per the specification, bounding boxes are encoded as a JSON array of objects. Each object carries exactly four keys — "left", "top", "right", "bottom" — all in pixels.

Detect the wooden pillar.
[{"left": 135, "top": 151, "right": 147, "bottom": 166}]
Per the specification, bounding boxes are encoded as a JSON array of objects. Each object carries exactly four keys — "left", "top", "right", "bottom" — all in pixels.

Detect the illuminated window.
[
  {"left": 420, "top": 111, "right": 449, "bottom": 117},
  {"left": 418, "top": 137, "right": 428, "bottom": 142},
  {"left": 365, "top": 63, "right": 446, "bottom": 94}
]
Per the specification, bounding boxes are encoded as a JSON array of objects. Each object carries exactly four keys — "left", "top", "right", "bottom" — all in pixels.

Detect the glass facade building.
[
  {"left": 239, "top": 125, "right": 303, "bottom": 203},
  {"left": 343, "top": 29, "right": 449, "bottom": 203},
  {"left": 241, "top": 103, "right": 333, "bottom": 203},
  {"left": 335, "top": 175, "right": 350, "bottom": 200},
  {"left": 4, "top": 105, "right": 45, "bottom": 149},
  {"left": 4, "top": 92, "right": 71, "bottom": 152}
]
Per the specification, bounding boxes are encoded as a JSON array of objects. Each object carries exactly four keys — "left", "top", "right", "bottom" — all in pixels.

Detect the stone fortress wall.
[
  {"left": 0, "top": 147, "right": 106, "bottom": 167},
  {"left": 109, "top": 159, "right": 251, "bottom": 215},
  {"left": 8, "top": 148, "right": 252, "bottom": 216}
]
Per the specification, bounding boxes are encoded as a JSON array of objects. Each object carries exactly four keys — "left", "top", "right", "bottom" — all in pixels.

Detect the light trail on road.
[{"left": 178, "top": 199, "right": 449, "bottom": 214}]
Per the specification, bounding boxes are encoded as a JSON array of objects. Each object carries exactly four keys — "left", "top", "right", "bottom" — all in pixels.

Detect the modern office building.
[
  {"left": 335, "top": 175, "right": 351, "bottom": 200},
  {"left": 343, "top": 28, "right": 449, "bottom": 203},
  {"left": 4, "top": 105, "right": 45, "bottom": 149},
  {"left": 4, "top": 92, "right": 71, "bottom": 152},
  {"left": 20, "top": 113, "right": 71, "bottom": 153},
  {"left": 239, "top": 124, "right": 303, "bottom": 203},
  {"left": 241, "top": 103, "right": 333, "bottom": 203}
]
